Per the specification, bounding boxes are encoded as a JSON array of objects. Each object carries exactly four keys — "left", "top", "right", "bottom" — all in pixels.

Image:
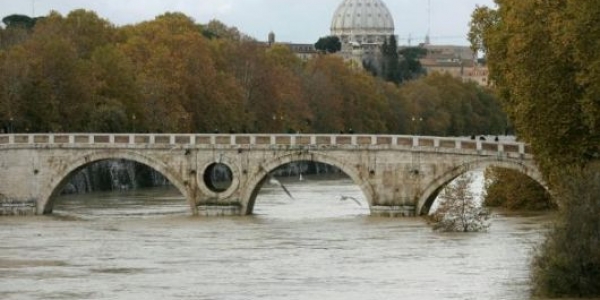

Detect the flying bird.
[
  {"left": 268, "top": 174, "right": 295, "bottom": 200},
  {"left": 339, "top": 195, "right": 362, "bottom": 206}
]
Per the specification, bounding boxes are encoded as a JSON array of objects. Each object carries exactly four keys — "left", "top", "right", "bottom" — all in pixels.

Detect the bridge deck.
[{"left": 0, "top": 133, "right": 530, "bottom": 156}]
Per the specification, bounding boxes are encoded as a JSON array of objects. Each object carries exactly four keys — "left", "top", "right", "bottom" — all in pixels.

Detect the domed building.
[{"left": 331, "top": 0, "right": 395, "bottom": 50}]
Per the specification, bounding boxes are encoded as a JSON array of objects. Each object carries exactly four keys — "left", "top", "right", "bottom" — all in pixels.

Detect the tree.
[
  {"left": 2, "top": 15, "right": 36, "bottom": 29},
  {"left": 483, "top": 167, "right": 554, "bottom": 210},
  {"left": 302, "top": 56, "right": 346, "bottom": 132},
  {"left": 121, "top": 13, "right": 245, "bottom": 133},
  {"left": 531, "top": 166, "right": 600, "bottom": 297},
  {"left": 314, "top": 36, "right": 341, "bottom": 54},
  {"left": 0, "top": 46, "right": 29, "bottom": 129},
  {"left": 0, "top": 14, "right": 45, "bottom": 49},
  {"left": 470, "top": 2, "right": 600, "bottom": 297},
  {"left": 430, "top": 173, "right": 490, "bottom": 232},
  {"left": 0, "top": 8, "right": 507, "bottom": 137},
  {"left": 63, "top": 10, "right": 116, "bottom": 59},
  {"left": 364, "top": 39, "right": 426, "bottom": 85},
  {"left": 398, "top": 47, "right": 427, "bottom": 81},
  {"left": 399, "top": 72, "right": 506, "bottom": 136},
  {"left": 381, "top": 35, "right": 401, "bottom": 83},
  {"left": 203, "top": 20, "right": 249, "bottom": 41},
  {"left": 469, "top": 1, "right": 600, "bottom": 180}
]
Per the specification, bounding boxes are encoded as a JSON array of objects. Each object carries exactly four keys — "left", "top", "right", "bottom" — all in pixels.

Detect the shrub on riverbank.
[
  {"left": 531, "top": 167, "right": 600, "bottom": 297},
  {"left": 483, "top": 167, "right": 555, "bottom": 211}
]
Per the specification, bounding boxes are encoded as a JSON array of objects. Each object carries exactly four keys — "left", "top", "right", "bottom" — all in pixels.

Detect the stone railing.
[{"left": 0, "top": 134, "right": 530, "bottom": 155}]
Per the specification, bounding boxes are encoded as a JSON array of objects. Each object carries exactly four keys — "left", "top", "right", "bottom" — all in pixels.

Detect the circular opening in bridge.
[{"left": 203, "top": 163, "right": 234, "bottom": 193}]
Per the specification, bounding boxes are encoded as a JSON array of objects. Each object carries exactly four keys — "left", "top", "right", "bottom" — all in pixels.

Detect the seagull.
[
  {"left": 268, "top": 174, "right": 295, "bottom": 200},
  {"left": 339, "top": 195, "right": 362, "bottom": 206}
]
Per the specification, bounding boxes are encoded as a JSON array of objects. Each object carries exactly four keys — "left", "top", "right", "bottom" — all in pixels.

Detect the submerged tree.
[{"left": 430, "top": 173, "right": 490, "bottom": 232}]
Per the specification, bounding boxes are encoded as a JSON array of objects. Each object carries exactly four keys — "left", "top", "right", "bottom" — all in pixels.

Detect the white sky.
[{"left": 1, "top": 0, "right": 496, "bottom": 45}]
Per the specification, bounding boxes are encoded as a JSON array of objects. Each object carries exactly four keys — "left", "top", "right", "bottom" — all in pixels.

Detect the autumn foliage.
[
  {"left": 470, "top": 0, "right": 600, "bottom": 296},
  {"left": 1, "top": 10, "right": 505, "bottom": 135},
  {"left": 483, "top": 167, "right": 554, "bottom": 210}
]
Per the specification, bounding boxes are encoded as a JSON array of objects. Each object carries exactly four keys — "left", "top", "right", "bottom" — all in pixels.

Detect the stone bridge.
[{"left": 0, "top": 133, "right": 543, "bottom": 217}]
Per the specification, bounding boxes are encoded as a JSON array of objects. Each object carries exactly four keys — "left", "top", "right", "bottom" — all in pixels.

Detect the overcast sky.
[{"left": 1, "top": 0, "right": 496, "bottom": 45}]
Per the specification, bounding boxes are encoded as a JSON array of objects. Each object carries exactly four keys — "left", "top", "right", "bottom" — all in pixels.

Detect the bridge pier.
[
  {"left": 371, "top": 205, "right": 416, "bottom": 217},
  {"left": 197, "top": 205, "right": 243, "bottom": 217},
  {"left": 0, "top": 198, "right": 37, "bottom": 216}
]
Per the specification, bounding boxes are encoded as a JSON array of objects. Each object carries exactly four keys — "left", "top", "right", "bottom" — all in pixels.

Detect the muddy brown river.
[{"left": 0, "top": 176, "right": 555, "bottom": 300}]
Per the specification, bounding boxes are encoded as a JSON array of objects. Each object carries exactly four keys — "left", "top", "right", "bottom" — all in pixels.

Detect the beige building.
[
  {"left": 419, "top": 44, "right": 489, "bottom": 86},
  {"left": 267, "top": 31, "right": 318, "bottom": 62}
]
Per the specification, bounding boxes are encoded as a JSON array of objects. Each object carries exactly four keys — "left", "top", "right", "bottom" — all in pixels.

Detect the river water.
[{"left": 0, "top": 175, "right": 554, "bottom": 300}]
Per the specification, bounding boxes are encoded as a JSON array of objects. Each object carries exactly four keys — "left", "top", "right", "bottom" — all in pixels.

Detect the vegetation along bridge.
[{"left": 0, "top": 133, "right": 543, "bottom": 217}]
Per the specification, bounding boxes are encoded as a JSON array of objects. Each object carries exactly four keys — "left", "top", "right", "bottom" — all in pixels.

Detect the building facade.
[{"left": 418, "top": 44, "right": 489, "bottom": 86}]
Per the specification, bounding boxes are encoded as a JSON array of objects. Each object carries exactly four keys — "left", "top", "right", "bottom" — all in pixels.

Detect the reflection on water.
[{"left": 0, "top": 178, "right": 557, "bottom": 300}]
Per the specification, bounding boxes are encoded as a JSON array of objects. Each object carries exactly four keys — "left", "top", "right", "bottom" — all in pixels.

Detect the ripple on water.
[
  {"left": 0, "top": 181, "right": 561, "bottom": 300},
  {"left": 90, "top": 267, "right": 149, "bottom": 274},
  {"left": 0, "top": 259, "right": 69, "bottom": 269}
]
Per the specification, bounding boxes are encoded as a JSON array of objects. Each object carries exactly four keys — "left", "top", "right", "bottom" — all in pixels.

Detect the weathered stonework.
[
  {"left": 0, "top": 134, "right": 544, "bottom": 217},
  {"left": 0, "top": 197, "right": 37, "bottom": 216}
]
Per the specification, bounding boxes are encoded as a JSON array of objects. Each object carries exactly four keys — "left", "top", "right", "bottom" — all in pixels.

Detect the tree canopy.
[
  {"left": 469, "top": 0, "right": 600, "bottom": 179},
  {"left": 0, "top": 10, "right": 504, "bottom": 137},
  {"left": 470, "top": 1, "right": 600, "bottom": 297},
  {"left": 2, "top": 14, "right": 39, "bottom": 29},
  {"left": 314, "top": 35, "right": 341, "bottom": 54},
  {"left": 363, "top": 36, "right": 427, "bottom": 85}
]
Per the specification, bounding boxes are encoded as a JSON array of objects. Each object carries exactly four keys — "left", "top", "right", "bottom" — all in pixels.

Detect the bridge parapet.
[{"left": 0, "top": 134, "right": 530, "bottom": 157}]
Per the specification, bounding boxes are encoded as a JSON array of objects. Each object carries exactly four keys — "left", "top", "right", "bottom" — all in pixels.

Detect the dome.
[{"left": 330, "top": 0, "right": 395, "bottom": 45}]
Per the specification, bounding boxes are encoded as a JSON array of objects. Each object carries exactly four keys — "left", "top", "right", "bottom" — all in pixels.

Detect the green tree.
[
  {"left": 365, "top": 39, "right": 426, "bottom": 85},
  {"left": 302, "top": 56, "right": 346, "bottom": 132},
  {"left": 203, "top": 20, "right": 248, "bottom": 41},
  {"left": 0, "top": 20, "right": 31, "bottom": 49},
  {"left": 2, "top": 14, "right": 36, "bottom": 29},
  {"left": 314, "top": 35, "right": 341, "bottom": 54},
  {"left": 0, "top": 46, "right": 28, "bottom": 130},
  {"left": 399, "top": 73, "right": 506, "bottom": 136},
  {"left": 398, "top": 47, "right": 427, "bottom": 81},
  {"left": 63, "top": 10, "right": 116, "bottom": 59},
  {"left": 14, "top": 12, "right": 98, "bottom": 132},
  {"left": 381, "top": 35, "right": 400, "bottom": 83},
  {"left": 483, "top": 167, "right": 553, "bottom": 210},
  {"left": 471, "top": 1, "right": 600, "bottom": 297},
  {"left": 469, "top": 1, "right": 600, "bottom": 179},
  {"left": 531, "top": 166, "right": 600, "bottom": 297},
  {"left": 87, "top": 45, "right": 139, "bottom": 132}
]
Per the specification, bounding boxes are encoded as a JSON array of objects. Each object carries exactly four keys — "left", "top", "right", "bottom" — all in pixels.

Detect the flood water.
[{"left": 0, "top": 176, "right": 554, "bottom": 300}]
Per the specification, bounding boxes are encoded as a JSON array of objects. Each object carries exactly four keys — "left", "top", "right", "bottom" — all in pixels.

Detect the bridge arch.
[
  {"left": 416, "top": 158, "right": 546, "bottom": 216},
  {"left": 39, "top": 150, "right": 189, "bottom": 215},
  {"left": 242, "top": 151, "right": 373, "bottom": 215}
]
